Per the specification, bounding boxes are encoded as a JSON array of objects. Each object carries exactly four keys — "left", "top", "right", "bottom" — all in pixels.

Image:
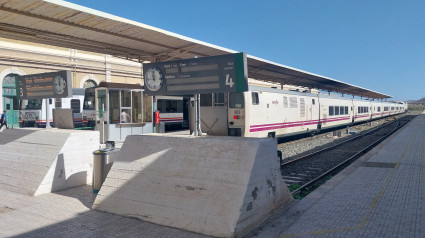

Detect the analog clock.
[
  {"left": 144, "top": 67, "right": 164, "bottom": 91},
  {"left": 53, "top": 75, "right": 67, "bottom": 94}
]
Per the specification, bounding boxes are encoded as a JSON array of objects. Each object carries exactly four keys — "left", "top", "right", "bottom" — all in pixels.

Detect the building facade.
[{"left": 0, "top": 37, "right": 143, "bottom": 127}]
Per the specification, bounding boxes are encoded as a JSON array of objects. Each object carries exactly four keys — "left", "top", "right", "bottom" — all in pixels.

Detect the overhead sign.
[
  {"left": 143, "top": 52, "right": 248, "bottom": 96},
  {"left": 17, "top": 70, "right": 72, "bottom": 99}
]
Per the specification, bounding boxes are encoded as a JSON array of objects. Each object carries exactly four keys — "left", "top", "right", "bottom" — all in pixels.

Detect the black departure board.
[
  {"left": 143, "top": 53, "right": 248, "bottom": 96},
  {"left": 17, "top": 70, "right": 72, "bottom": 99}
]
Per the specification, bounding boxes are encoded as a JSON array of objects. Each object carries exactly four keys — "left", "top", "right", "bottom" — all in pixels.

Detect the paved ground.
[
  {"left": 1, "top": 115, "right": 424, "bottom": 238},
  {"left": 0, "top": 185, "right": 212, "bottom": 238},
  {"left": 247, "top": 113, "right": 425, "bottom": 238}
]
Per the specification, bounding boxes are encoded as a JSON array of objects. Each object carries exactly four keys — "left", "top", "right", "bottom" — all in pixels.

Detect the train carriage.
[
  {"left": 19, "top": 88, "right": 85, "bottom": 128},
  {"left": 316, "top": 94, "right": 352, "bottom": 131},
  {"left": 236, "top": 86, "right": 320, "bottom": 138},
  {"left": 352, "top": 99, "right": 372, "bottom": 123},
  {"left": 370, "top": 101, "right": 383, "bottom": 120}
]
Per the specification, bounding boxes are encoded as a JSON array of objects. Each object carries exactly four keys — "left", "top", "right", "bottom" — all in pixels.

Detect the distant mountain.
[{"left": 407, "top": 98, "right": 425, "bottom": 104}]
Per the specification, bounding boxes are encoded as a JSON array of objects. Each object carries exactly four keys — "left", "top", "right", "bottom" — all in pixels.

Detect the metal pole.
[
  {"left": 193, "top": 94, "right": 198, "bottom": 136},
  {"left": 102, "top": 103, "right": 105, "bottom": 144},
  {"left": 45, "top": 98, "right": 52, "bottom": 129},
  {"left": 196, "top": 94, "right": 202, "bottom": 136}
]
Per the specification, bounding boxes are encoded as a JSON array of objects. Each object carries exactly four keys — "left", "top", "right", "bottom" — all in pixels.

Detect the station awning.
[{"left": 0, "top": 0, "right": 391, "bottom": 99}]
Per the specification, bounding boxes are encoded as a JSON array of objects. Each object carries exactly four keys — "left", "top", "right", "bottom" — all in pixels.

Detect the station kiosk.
[{"left": 94, "top": 83, "right": 153, "bottom": 142}]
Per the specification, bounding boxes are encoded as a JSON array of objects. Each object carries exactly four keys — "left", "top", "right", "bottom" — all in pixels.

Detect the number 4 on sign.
[{"left": 226, "top": 74, "right": 234, "bottom": 88}]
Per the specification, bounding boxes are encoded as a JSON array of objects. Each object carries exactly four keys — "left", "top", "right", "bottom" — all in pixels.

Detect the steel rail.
[
  {"left": 289, "top": 116, "right": 413, "bottom": 196},
  {"left": 282, "top": 119, "right": 393, "bottom": 167}
]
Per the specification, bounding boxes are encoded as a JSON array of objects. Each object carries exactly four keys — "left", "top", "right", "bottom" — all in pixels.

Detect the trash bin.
[{"left": 92, "top": 148, "right": 119, "bottom": 193}]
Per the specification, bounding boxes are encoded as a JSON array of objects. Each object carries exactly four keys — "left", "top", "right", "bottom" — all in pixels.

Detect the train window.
[
  {"left": 289, "top": 97, "right": 297, "bottom": 108},
  {"left": 345, "top": 106, "right": 348, "bottom": 114},
  {"left": 283, "top": 97, "right": 288, "bottom": 108},
  {"left": 166, "top": 100, "right": 178, "bottom": 113},
  {"left": 300, "top": 98, "right": 305, "bottom": 117},
  {"left": 329, "top": 106, "right": 334, "bottom": 116},
  {"left": 335, "top": 106, "right": 340, "bottom": 115},
  {"left": 378, "top": 107, "right": 381, "bottom": 112},
  {"left": 20, "top": 99, "right": 42, "bottom": 110},
  {"left": 83, "top": 88, "right": 96, "bottom": 110},
  {"left": 214, "top": 93, "right": 225, "bottom": 107},
  {"left": 340, "top": 106, "right": 345, "bottom": 115},
  {"left": 229, "top": 93, "right": 244, "bottom": 108},
  {"left": 312, "top": 99, "right": 315, "bottom": 105},
  {"left": 71, "top": 99, "right": 80, "bottom": 113},
  {"left": 251, "top": 92, "right": 259, "bottom": 105},
  {"left": 55, "top": 98, "right": 62, "bottom": 108},
  {"left": 200, "top": 94, "right": 212, "bottom": 107}
]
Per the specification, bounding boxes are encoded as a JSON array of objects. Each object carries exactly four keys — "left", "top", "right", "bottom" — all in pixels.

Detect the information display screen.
[
  {"left": 143, "top": 53, "right": 248, "bottom": 96},
  {"left": 17, "top": 70, "right": 72, "bottom": 99}
]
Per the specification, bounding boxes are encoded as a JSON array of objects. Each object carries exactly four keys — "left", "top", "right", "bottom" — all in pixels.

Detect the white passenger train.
[
  {"left": 192, "top": 86, "right": 407, "bottom": 138},
  {"left": 156, "top": 96, "right": 184, "bottom": 126},
  {"left": 19, "top": 88, "right": 85, "bottom": 128}
]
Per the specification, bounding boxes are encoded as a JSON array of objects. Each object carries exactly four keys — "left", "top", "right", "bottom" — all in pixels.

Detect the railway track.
[{"left": 281, "top": 115, "right": 416, "bottom": 197}]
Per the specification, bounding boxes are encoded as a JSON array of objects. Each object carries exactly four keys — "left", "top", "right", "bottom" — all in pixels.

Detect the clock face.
[
  {"left": 145, "top": 68, "right": 164, "bottom": 91},
  {"left": 53, "top": 75, "right": 66, "bottom": 94}
]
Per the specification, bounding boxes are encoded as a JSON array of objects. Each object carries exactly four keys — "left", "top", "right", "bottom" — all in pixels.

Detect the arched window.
[{"left": 83, "top": 79, "right": 97, "bottom": 88}]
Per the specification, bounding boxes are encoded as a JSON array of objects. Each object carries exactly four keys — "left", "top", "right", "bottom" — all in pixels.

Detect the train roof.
[
  {"left": 0, "top": 0, "right": 391, "bottom": 99},
  {"left": 97, "top": 82, "right": 144, "bottom": 90}
]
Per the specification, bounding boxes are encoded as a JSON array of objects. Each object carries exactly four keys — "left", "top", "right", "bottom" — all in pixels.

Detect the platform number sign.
[
  {"left": 143, "top": 53, "right": 248, "bottom": 96},
  {"left": 225, "top": 74, "right": 234, "bottom": 88}
]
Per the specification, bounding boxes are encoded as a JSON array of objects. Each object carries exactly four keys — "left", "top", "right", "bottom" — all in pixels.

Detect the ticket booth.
[{"left": 95, "top": 83, "right": 153, "bottom": 142}]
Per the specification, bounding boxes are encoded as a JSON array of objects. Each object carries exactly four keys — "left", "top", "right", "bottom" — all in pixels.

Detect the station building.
[{"left": 0, "top": 36, "right": 143, "bottom": 127}]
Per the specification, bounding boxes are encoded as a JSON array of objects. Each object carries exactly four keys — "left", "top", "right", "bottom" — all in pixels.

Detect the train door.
[
  {"left": 310, "top": 97, "right": 320, "bottom": 129},
  {"left": 2, "top": 74, "right": 19, "bottom": 128},
  {"left": 190, "top": 93, "right": 228, "bottom": 136}
]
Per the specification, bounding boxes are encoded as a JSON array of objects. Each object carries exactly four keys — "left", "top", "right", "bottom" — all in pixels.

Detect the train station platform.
[
  {"left": 0, "top": 114, "right": 424, "bottom": 237},
  {"left": 248, "top": 113, "right": 425, "bottom": 238}
]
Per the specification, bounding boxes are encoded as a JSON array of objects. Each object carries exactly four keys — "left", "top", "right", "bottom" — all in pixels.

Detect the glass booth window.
[
  {"left": 121, "top": 90, "right": 131, "bottom": 107},
  {"left": 109, "top": 90, "right": 120, "bottom": 123},
  {"left": 132, "top": 91, "right": 142, "bottom": 123},
  {"left": 143, "top": 94, "right": 152, "bottom": 122},
  {"left": 120, "top": 108, "right": 131, "bottom": 123}
]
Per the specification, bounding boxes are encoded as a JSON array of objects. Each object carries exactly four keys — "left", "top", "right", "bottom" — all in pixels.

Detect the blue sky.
[{"left": 66, "top": 0, "right": 425, "bottom": 101}]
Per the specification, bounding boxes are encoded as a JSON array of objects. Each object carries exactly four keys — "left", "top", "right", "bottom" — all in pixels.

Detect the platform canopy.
[{"left": 0, "top": 0, "right": 391, "bottom": 99}]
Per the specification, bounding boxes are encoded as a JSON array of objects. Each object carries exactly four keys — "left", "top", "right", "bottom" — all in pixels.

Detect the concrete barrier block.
[
  {"left": 93, "top": 134, "right": 293, "bottom": 237},
  {"left": 0, "top": 129, "right": 99, "bottom": 196}
]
